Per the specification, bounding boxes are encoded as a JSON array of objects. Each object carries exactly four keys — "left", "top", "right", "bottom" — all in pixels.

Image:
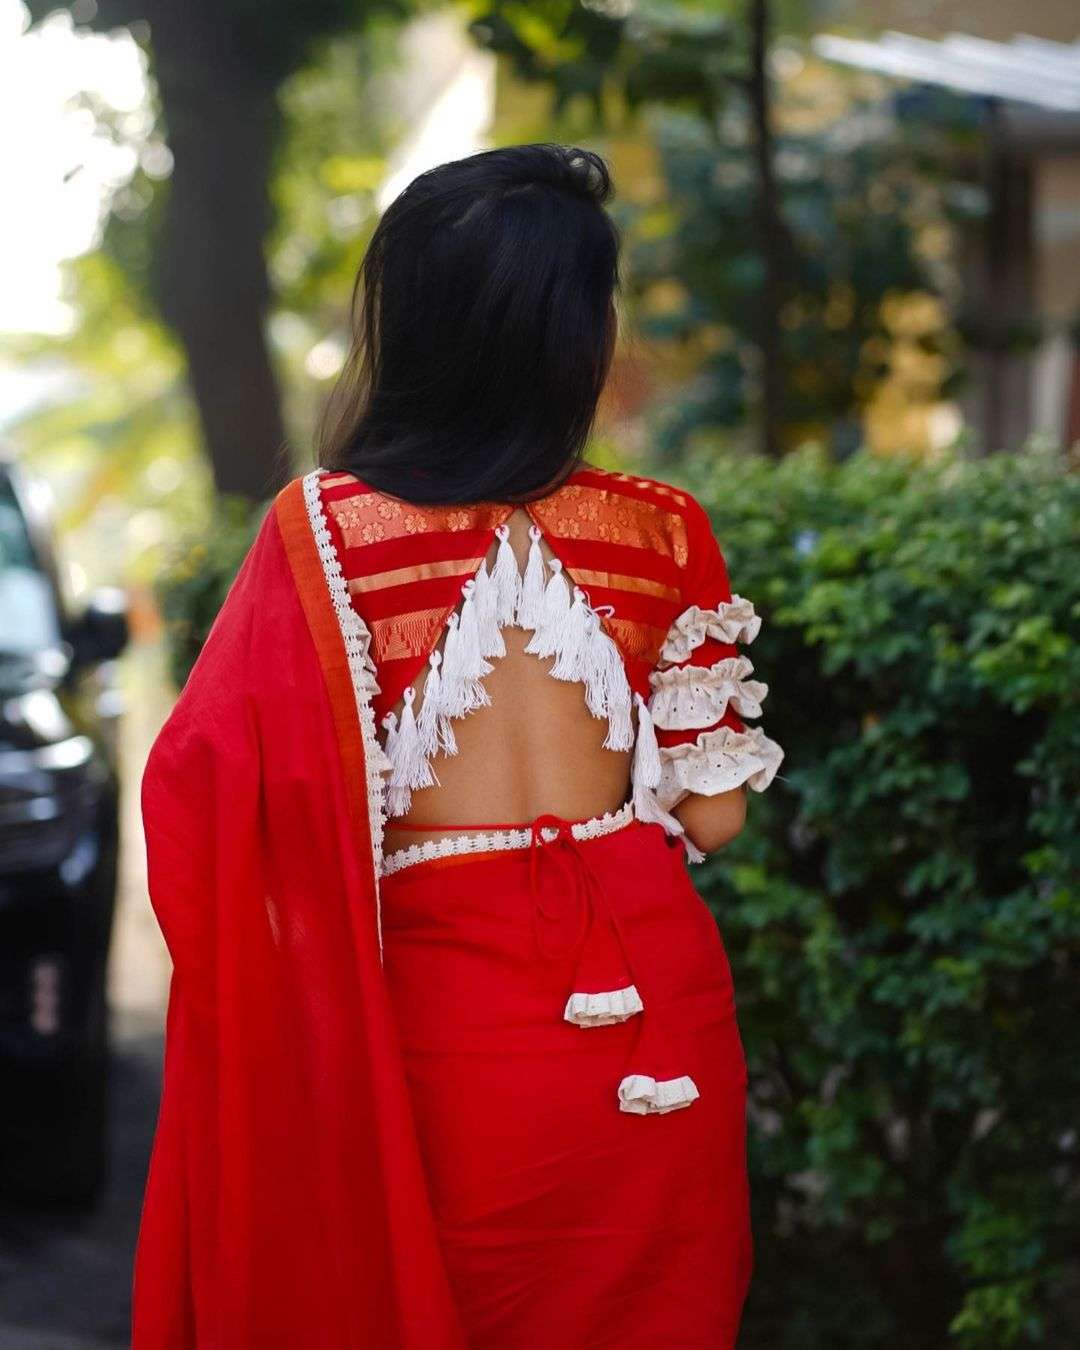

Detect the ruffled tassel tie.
[
  {"left": 525, "top": 815, "right": 699, "bottom": 1114},
  {"left": 617, "top": 1073, "right": 700, "bottom": 1115},
  {"left": 615, "top": 970, "right": 701, "bottom": 1116},
  {"left": 524, "top": 815, "right": 643, "bottom": 1027},
  {"left": 562, "top": 908, "right": 644, "bottom": 1029}
]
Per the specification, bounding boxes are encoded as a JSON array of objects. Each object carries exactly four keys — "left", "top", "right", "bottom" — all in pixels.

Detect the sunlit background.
[{"left": 0, "top": 1, "right": 1077, "bottom": 1346}]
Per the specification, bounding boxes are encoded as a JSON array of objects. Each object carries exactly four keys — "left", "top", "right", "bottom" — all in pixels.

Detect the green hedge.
[
  {"left": 157, "top": 448, "right": 1079, "bottom": 1345},
  {"left": 681, "top": 446, "right": 1079, "bottom": 1348}
]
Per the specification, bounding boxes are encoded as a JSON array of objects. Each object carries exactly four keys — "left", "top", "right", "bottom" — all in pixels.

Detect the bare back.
[{"left": 383, "top": 508, "right": 631, "bottom": 854}]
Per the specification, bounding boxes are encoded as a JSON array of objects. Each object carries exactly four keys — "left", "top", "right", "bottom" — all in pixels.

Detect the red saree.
[
  {"left": 132, "top": 483, "right": 466, "bottom": 1348},
  {"left": 134, "top": 468, "right": 783, "bottom": 1348}
]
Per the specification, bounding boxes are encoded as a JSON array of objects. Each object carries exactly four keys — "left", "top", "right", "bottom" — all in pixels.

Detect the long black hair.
[{"left": 318, "top": 143, "right": 620, "bottom": 504}]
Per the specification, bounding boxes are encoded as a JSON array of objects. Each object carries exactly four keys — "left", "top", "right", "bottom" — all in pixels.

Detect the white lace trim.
[
  {"left": 657, "top": 724, "right": 784, "bottom": 811},
  {"left": 618, "top": 1073, "right": 700, "bottom": 1115},
  {"left": 659, "top": 596, "right": 761, "bottom": 662},
  {"left": 302, "top": 470, "right": 392, "bottom": 956},
  {"left": 382, "top": 524, "right": 634, "bottom": 816},
  {"left": 648, "top": 655, "right": 768, "bottom": 731},
  {"left": 564, "top": 984, "right": 644, "bottom": 1027},
  {"left": 380, "top": 802, "right": 634, "bottom": 877}
]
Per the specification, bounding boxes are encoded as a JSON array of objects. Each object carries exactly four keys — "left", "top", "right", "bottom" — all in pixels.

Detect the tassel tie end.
[
  {"left": 526, "top": 816, "right": 645, "bottom": 1028},
  {"left": 618, "top": 1073, "right": 700, "bottom": 1115},
  {"left": 564, "top": 984, "right": 643, "bottom": 1028}
]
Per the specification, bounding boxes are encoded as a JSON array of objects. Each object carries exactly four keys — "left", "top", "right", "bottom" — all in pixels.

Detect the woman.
[{"left": 133, "top": 144, "right": 782, "bottom": 1349}]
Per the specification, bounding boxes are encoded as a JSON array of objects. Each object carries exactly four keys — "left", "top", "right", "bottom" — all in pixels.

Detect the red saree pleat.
[{"left": 132, "top": 486, "right": 464, "bottom": 1349}]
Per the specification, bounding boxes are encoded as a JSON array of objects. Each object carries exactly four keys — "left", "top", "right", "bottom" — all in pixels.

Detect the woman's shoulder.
[
  {"left": 568, "top": 463, "right": 702, "bottom": 514},
  {"left": 292, "top": 462, "right": 709, "bottom": 520},
  {"left": 545, "top": 463, "right": 717, "bottom": 569}
]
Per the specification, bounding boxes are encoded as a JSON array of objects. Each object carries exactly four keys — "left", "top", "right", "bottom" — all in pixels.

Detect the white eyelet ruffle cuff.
[
  {"left": 656, "top": 724, "right": 784, "bottom": 811},
  {"left": 564, "top": 984, "right": 644, "bottom": 1028},
  {"left": 648, "top": 656, "right": 767, "bottom": 730},
  {"left": 659, "top": 596, "right": 761, "bottom": 662},
  {"left": 618, "top": 1073, "right": 700, "bottom": 1115}
]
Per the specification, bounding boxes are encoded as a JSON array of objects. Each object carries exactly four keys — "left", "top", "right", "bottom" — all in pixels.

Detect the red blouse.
[{"left": 320, "top": 463, "right": 746, "bottom": 751}]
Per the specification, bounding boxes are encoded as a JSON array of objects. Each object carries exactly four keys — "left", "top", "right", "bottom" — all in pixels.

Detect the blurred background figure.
[{"left": 0, "top": 1, "right": 1076, "bottom": 1347}]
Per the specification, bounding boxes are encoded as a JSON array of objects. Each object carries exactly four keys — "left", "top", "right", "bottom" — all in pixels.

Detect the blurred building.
[{"left": 816, "top": 28, "right": 1080, "bottom": 451}]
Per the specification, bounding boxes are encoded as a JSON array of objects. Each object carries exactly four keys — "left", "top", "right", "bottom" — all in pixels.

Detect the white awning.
[{"left": 813, "top": 31, "right": 1080, "bottom": 114}]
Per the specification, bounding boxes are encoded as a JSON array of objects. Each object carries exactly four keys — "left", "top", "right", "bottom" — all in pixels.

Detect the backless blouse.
[{"left": 313, "top": 464, "right": 783, "bottom": 851}]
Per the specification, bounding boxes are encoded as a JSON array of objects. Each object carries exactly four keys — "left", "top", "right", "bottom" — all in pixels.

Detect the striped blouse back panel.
[{"left": 320, "top": 466, "right": 700, "bottom": 722}]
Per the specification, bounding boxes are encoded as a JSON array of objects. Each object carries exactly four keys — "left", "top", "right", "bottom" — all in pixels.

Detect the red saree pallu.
[
  {"left": 132, "top": 488, "right": 467, "bottom": 1349},
  {"left": 380, "top": 814, "right": 752, "bottom": 1349}
]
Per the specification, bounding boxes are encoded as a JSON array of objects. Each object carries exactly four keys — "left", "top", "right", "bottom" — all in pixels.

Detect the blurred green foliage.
[
  {"left": 7, "top": 28, "right": 404, "bottom": 576},
  {"left": 471, "top": 0, "right": 974, "bottom": 455},
  {"left": 155, "top": 496, "right": 266, "bottom": 689},
  {"left": 631, "top": 106, "right": 968, "bottom": 456},
  {"left": 679, "top": 443, "right": 1079, "bottom": 1346},
  {"left": 469, "top": 0, "right": 819, "bottom": 118}
]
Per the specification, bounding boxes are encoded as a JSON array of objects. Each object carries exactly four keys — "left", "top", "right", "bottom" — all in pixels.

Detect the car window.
[{"left": 0, "top": 478, "right": 60, "bottom": 653}]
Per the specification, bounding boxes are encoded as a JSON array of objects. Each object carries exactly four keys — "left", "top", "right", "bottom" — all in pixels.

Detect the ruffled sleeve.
[{"left": 648, "top": 499, "right": 783, "bottom": 811}]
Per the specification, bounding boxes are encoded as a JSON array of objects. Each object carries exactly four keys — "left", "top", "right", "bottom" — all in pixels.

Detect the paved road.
[
  {"left": 0, "top": 646, "right": 173, "bottom": 1348},
  {"left": 0, "top": 1014, "right": 163, "bottom": 1349}
]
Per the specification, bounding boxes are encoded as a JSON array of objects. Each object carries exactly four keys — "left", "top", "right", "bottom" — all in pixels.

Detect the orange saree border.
[{"left": 275, "top": 478, "right": 376, "bottom": 868}]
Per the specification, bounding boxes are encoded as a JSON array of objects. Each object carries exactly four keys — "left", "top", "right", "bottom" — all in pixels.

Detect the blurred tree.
[
  {"left": 635, "top": 104, "right": 965, "bottom": 458},
  {"left": 7, "top": 26, "right": 401, "bottom": 594},
  {"left": 469, "top": 0, "right": 817, "bottom": 456},
  {"left": 470, "top": 1, "right": 968, "bottom": 459},
  {"left": 26, "top": 0, "right": 408, "bottom": 500}
]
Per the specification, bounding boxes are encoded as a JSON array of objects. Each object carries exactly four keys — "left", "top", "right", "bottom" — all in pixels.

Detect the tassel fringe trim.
[
  {"left": 382, "top": 539, "right": 635, "bottom": 816},
  {"left": 618, "top": 1074, "right": 701, "bottom": 1115},
  {"left": 564, "top": 984, "right": 644, "bottom": 1028}
]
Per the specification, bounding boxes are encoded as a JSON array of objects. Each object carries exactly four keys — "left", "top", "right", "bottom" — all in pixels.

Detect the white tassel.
[
  {"left": 416, "top": 650, "right": 457, "bottom": 758},
  {"left": 382, "top": 712, "right": 412, "bottom": 817},
  {"left": 602, "top": 673, "right": 634, "bottom": 750},
  {"left": 631, "top": 694, "right": 684, "bottom": 833},
  {"left": 632, "top": 693, "right": 662, "bottom": 790},
  {"left": 438, "top": 612, "right": 465, "bottom": 718},
  {"left": 491, "top": 524, "right": 522, "bottom": 627},
  {"left": 550, "top": 587, "right": 591, "bottom": 681},
  {"left": 472, "top": 560, "right": 505, "bottom": 660},
  {"left": 416, "top": 652, "right": 441, "bottom": 758},
  {"left": 516, "top": 525, "right": 546, "bottom": 628},
  {"left": 579, "top": 611, "right": 607, "bottom": 716},
  {"left": 456, "top": 579, "right": 493, "bottom": 711},
  {"left": 394, "top": 687, "right": 437, "bottom": 792},
  {"left": 381, "top": 710, "right": 399, "bottom": 761},
  {"left": 439, "top": 584, "right": 492, "bottom": 722},
  {"left": 577, "top": 611, "right": 634, "bottom": 751},
  {"left": 682, "top": 837, "right": 706, "bottom": 864},
  {"left": 525, "top": 558, "right": 571, "bottom": 659}
]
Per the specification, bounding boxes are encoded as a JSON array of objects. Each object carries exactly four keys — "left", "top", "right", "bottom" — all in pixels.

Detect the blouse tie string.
[{"left": 526, "top": 814, "right": 638, "bottom": 986}]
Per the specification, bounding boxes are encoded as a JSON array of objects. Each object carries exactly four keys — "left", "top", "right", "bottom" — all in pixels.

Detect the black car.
[{"left": 0, "top": 454, "right": 128, "bottom": 1205}]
